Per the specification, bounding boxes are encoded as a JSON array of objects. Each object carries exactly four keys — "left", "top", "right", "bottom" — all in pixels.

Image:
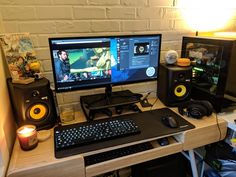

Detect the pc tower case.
[
  {"left": 131, "top": 153, "right": 188, "bottom": 177},
  {"left": 181, "top": 36, "right": 236, "bottom": 112}
]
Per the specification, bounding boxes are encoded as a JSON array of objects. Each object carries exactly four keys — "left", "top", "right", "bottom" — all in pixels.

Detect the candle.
[{"left": 17, "top": 125, "right": 38, "bottom": 151}]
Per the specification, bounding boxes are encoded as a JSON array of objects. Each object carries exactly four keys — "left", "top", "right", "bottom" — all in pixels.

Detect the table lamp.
[{"left": 177, "top": 0, "right": 236, "bottom": 35}]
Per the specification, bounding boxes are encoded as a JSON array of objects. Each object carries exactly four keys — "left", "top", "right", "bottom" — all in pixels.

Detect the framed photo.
[{"left": 0, "top": 33, "right": 41, "bottom": 84}]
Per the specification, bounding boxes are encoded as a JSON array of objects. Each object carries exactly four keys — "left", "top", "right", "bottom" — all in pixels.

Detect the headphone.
[{"left": 178, "top": 100, "right": 213, "bottom": 119}]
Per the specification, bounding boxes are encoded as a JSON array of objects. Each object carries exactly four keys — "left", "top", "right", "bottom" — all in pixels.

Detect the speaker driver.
[
  {"left": 174, "top": 85, "right": 187, "bottom": 97},
  {"left": 28, "top": 103, "right": 48, "bottom": 121}
]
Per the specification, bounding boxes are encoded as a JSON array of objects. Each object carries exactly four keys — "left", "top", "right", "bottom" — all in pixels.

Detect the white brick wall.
[
  {"left": 54, "top": 0, "right": 87, "bottom": 5},
  {"left": 121, "top": 20, "right": 149, "bottom": 31},
  {"left": 121, "top": 0, "right": 147, "bottom": 6},
  {"left": 91, "top": 20, "right": 120, "bottom": 32},
  {"left": 19, "top": 22, "right": 57, "bottom": 34},
  {"left": 1, "top": 6, "right": 36, "bottom": 20},
  {"left": 149, "top": 0, "right": 174, "bottom": 7},
  {"left": 74, "top": 7, "right": 106, "bottom": 19},
  {"left": 36, "top": 6, "right": 73, "bottom": 20},
  {"left": 0, "top": 0, "right": 235, "bottom": 109},
  {"left": 89, "top": 0, "right": 120, "bottom": 5},
  {"left": 107, "top": 7, "right": 136, "bottom": 19}
]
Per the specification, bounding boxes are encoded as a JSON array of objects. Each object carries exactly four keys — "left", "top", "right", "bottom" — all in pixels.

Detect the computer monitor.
[{"left": 48, "top": 34, "right": 162, "bottom": 96}]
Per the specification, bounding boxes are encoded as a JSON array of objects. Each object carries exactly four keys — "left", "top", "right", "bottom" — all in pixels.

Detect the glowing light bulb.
[{"left": 178, "top": 0, "right": 236, "bottom": 32}]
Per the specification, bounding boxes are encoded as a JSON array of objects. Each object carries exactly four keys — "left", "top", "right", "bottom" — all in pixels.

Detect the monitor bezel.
[{"left": 49, "top": 34, "right": 162, "bottom": 93}]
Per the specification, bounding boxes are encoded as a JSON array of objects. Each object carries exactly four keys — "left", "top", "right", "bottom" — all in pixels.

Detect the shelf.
[
  {"left": 80, "top": 90, "right": 142, "bottom": 120},
  {"left": 85, "top": 137, "right": 182, "bottom": 177}
]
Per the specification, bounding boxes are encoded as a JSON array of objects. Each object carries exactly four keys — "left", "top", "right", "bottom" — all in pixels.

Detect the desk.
[
  {"left": 218, "top": 111, "right": 236, "bottom": 131},
  {"left": 7, "top": 100, "right": 227, "bottom": 177}
]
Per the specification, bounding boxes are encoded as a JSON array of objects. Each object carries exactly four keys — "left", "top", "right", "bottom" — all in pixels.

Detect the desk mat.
[{"left": 55, "top": 108, "right": 195, "bottom": 158}]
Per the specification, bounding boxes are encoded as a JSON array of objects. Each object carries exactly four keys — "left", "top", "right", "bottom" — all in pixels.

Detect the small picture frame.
[{"left": 0, "top": 33, "right": 41, "bottom": 84}]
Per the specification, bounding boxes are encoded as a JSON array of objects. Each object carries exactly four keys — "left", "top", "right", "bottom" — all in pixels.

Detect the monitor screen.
[{"left": 49, "top": 34, "right": 162, "bottom": 92}]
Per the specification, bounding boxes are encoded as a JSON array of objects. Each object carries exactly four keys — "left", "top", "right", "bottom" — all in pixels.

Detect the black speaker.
[
  {"left": 157, "top": 63, "right": 192, "bottom": 106},
  {"left": 178, "top": 100, "right": 213, "bottom": 119},
  {"left": 7, "top": 78, "right": 57, "bottom": 130}
]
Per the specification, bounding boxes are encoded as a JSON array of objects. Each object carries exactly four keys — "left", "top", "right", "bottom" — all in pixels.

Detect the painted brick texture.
[{"left": 0, "top": 0, "right": 235, "bottom": 108}]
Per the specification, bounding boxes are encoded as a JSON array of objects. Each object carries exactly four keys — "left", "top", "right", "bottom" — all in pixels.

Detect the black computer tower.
[
  {"left": 131, "top": 153, "right": 188, "bottom": 177},
  {"left": 181, "top": 36, "right": 236, "bottom": 112}
]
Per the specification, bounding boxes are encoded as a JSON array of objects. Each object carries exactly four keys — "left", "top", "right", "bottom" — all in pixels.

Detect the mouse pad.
[{"left": 55, "top": 108, "right": 195, "bottom": 158}]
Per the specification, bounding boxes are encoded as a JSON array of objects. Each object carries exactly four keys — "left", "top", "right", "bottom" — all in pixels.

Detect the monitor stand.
[{"left": 80, "top": 85, "right": 143, "bottom": 121}]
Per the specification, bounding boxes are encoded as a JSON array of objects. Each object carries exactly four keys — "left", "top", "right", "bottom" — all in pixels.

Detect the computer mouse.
[
  {"left": 157, "top": 137, "right": 169, "bottom": 146},
  {"left": 161, "top": 116, "right": 179, "bottom": 128}
]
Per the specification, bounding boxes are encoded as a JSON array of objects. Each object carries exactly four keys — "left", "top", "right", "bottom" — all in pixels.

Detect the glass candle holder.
[{"left": 17, "top": 125, "right": 38, "bottom": 151}]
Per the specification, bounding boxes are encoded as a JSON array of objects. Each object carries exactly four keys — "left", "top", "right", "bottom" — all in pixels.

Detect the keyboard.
[
  {"left": 54, "top": 118, "right": 141, "bottom": 152},
  {"left": 84, "top": 142, "right": 153, "bottom": 166}
]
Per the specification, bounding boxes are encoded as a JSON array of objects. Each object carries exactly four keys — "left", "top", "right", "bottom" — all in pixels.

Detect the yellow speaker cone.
[
  {"left": 174, "top": 85, "right": 187, "bottom": 97},
  {"left": 29, "top": 104, "right": 47, "bottom": 120}
]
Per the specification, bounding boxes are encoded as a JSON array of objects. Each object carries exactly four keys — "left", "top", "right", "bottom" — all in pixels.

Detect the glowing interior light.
[
  {"left": 213, "top": 32, "right": 236, "bottom": 38},
  {"left": 178, "top": 0, "right": 236, "bottom": 32},
  {"left": 193, "top": 67, "right": 204, "bottom": 72}
]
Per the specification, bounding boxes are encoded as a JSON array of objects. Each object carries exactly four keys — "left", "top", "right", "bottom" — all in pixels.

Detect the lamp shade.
[{"left": 178, "top": 0, "right": 236, "bottom": 32}]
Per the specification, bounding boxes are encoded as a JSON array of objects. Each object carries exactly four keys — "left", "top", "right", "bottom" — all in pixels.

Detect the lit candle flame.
[
  {"left": 19, "top": 127, "right": 34, "bottom": 134},
  {"left": 17, "top": 125, "right": 36, "bottom": 137}
]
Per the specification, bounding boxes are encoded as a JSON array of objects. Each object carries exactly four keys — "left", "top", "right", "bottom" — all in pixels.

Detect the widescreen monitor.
[{"left": 49, "top": 34, "right": 162, "bottom": 93}]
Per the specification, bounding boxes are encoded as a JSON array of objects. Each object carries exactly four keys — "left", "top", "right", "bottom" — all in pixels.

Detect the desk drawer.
[{"left": 85, "top": 137, "right": 182, "bottom": 177}]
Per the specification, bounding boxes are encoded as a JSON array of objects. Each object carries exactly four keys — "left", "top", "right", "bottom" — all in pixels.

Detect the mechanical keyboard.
[
  {"left": 54, "top": 118, "right": 141, "bottom": 152},
  {"left": 84, "top": 142, "right": 153, "bottom": 166}
]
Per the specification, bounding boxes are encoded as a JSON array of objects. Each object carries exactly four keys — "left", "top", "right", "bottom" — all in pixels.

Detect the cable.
[
  {"left": 142, "top": 91, "right": 151, "bottom": 101},
  {"left": 140, "top": 91, "right": 152, "bottom": 107},
  {"left": 149, "top": 97, "right": 159, "bottom": 111},
  {"left": 215, "top": 113, "right": 222, "bottom": 142},
  {"left": 51, "top": 89, "right": 62, "bottom": 126}
]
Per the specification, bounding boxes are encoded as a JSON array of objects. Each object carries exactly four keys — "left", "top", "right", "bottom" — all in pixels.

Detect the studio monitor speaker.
[
  {"left": 157, "top": 63, "right": 192, "bottom": 106},
  {"left": 7, "top": 78, "right": 57, "bottom": 130}
]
